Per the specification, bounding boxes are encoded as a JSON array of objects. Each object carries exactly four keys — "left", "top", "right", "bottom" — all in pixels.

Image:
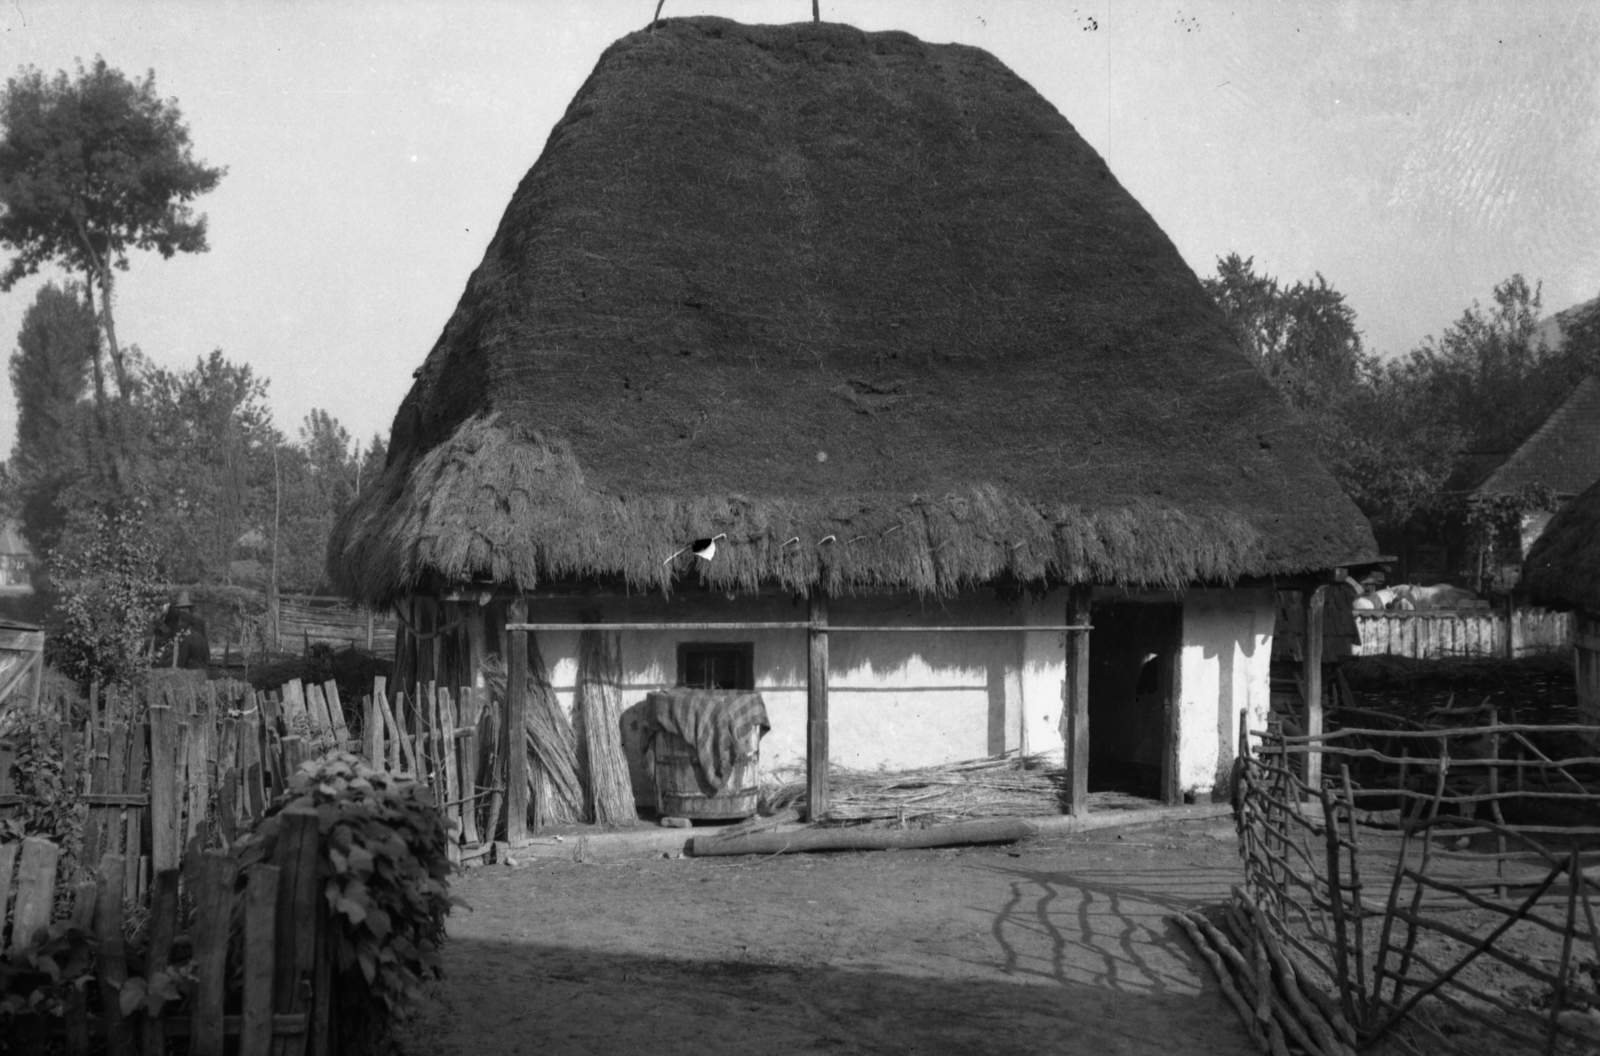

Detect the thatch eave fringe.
[{"left": 325, "top": 414, "right": 1338, "bottom": 607}]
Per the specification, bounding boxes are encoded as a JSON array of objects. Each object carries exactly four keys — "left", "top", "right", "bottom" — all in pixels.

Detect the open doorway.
[{"left": 1088, "top": 600, "right": 1181, "bottom": 799}]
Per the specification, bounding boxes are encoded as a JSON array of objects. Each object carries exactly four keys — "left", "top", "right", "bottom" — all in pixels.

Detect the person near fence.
[{"left": 154, "top": 591, "right": 211, "bottom": 669}]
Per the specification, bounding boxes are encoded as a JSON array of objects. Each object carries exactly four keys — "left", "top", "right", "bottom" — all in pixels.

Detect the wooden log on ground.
[
  {"left": 1172, "top": 912, "right": 1269, "bottom": 1053},
  {"left": 689, "top": 816, "right": 1034, "bottom": 856}
]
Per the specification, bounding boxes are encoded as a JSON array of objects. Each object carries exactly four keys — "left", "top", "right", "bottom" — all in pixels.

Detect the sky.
[{"left": 1, "top": 0, "right": 1596, "bottom": 458}]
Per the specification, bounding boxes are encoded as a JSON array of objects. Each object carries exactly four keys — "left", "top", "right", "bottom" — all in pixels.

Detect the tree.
[
  {"left": 1202, "top": 253, "right": 1367, "bottom": 413},
  {"left": 139, "top": 350, "right": 275, "bottom": 583},
  {"left": 0, "top": 58, "right": 224, "bottom": 403},
  {"left": 47, "top": 500, "right": 165, "bottom": 687},
  {"left": 7, "top": 281, "right": 96, "bottom": 556}
]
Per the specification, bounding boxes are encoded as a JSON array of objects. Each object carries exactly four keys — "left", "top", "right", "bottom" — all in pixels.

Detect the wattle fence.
[{"left": 1352, "top": 607, "right": 1573, "bottom": 660}]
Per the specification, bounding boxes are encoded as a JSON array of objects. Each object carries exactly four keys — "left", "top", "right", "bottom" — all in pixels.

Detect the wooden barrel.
[{"left": 654, "top": 727, "right": 761, "bottom": 820}]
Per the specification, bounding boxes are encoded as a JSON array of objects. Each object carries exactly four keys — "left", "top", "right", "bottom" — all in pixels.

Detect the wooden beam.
[
  {"left": 1304, "top": 586, "right": 1325, "bottom": 793},
  {"left": 504, "top": 596, "right": 530, "bottom": 846},
  {"left": 1064, "top": 586, "right": 1091, "bottom": 816},
  {"left": 806, "top": 591, "right": 829, "bottom": 821}
]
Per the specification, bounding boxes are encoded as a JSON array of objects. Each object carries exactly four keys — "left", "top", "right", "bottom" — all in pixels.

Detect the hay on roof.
[
  {"left": 328, "top": 17, "right": 1375, "bottom": 605},
  {"left": 1524, "top": 475, "right": 1600, "bottom": 613}
]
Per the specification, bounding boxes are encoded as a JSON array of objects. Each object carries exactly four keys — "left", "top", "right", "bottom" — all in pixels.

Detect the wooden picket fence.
[
  {"left": 1352, "top": 606, "right": 1573, "bottom": 660},
  {"left": 0, "top": 813, "right": 327, "bottom": 1055}
]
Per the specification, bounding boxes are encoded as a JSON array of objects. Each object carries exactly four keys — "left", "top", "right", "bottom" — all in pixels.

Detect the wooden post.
[
  {"left": 807, "top": 590, "right": 830, "bottom": 821},
  {"left": 149, "top": 705, "right": 180, "bottom": 873},
  {"left": 1064, "top": 585, "right": 1092, "bottom": 815},
  {"left": 191, "top": 851, "right": 239, "bottom": 1055},
  {"left": 272, "top": 807, "right": 321, "bottom": 1056},
  {"left": 241, "top": 864, "right": 281, "bottom": 1056},
  {"left": 93, "top": 854, "right": 131, "bottom": 1056},
  {"left": 142, "top": 870, "right": 180, "bottom": 1055},
  {"left": 1304, "top": 586, "right": 1326, "bottom": 793},
  {"left": 10, "top": 838, "right": 59, "bottom": 955},
  {"left": 505, "top": 596, "right": 530, "bottom": 846}
]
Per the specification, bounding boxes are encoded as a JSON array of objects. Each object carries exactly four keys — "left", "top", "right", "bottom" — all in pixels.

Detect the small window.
[{"left": 677, "top": 642, "right": 754, "bottom": 691}]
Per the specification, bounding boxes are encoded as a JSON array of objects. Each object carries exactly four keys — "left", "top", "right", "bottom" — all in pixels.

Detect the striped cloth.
[{"left": 642, "top": 689, "right": 769, "bottom": 793}]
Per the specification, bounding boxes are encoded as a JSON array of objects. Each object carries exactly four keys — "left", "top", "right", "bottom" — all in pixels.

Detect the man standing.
[{"left": 159, "top": 591, "right": 211, "bottom": 669}]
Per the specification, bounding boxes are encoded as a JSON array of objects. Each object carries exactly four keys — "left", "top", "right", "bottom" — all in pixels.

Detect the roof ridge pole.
[
  {"left": 1064, "top": 586, "right": 1092, "bottom": 816},
  {"left": 813, "top": 0, "right": 820, "bottom": 21},
  {"left": 807, "top": 590, "right": 830, "bottom": 820},
  {"left": 650, "top": 0, "right": 665, "bottom": 31}
]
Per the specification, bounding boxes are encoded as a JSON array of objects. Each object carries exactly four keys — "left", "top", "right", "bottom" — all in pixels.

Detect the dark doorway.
[{"left": 1087, "top": 600, "right": 1181, "bottom": 798}]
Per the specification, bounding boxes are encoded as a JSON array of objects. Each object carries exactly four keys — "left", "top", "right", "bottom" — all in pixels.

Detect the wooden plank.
[
  {"left": 323, "top": 680, "right": 350, "bottom": 746},
  {"left": 148, "top": 705, "right": 182, "bottom": 875},
  {"left": 305, "top": 682, "right": 333, "bottom": 746},
  {"left": 282, "top": 680, "right": 308, "bottom": 734},
  {"left": 272, "top": 807, "right": 321, "bottom": 1056},
  {"left": 0, "top": 842, "right": 17, "bottom": 940},
  {"left": 93, "top": 854, "right": 131, "bottom": 1056},
  {"left": 141, "top": 869, "right": 181, "bottom": 1056},
  {"left": 81, "top": 719, "right": 112, "bottom": 867},
  {"left": 439, "top": 687, "right": 460, "bottom": 833},
  {"left": 364, "top": 695, "right": 382, "bottom": 767},
  {"left": 458, "top": 686, "right": 481, "bottom": 845},
  {"left": 191, "top": 851, "right": 240, "bottom": 1055},
  {"left": 505, "top": 597, "right": 530, "bottom": 846},
  {"left": 807, "top": 590, "right": 830, "bottom": 821},
  {"left": 241, "top": 864, "right": 282, "bottom": 1056},
  {"left": 1304, "top": 586, "right": 1326, "bottom": 792},
  {"left": 1064, "top": 586, "right": 1091, "bottom": 814},
  {"left": 122, "top": 720, "right": 146, "bottom": 899},
  {"left": 59, "top": 694, "right": 77, "bottom": 795},
  {"left": 10, "top": 837, "right": 60, "bottom": 954},
  {"left": 240, "top": 707, "right": 266, "bottom": 821},
  {"left": 186, "top": 712, "right": 213, "bottom": 846}
]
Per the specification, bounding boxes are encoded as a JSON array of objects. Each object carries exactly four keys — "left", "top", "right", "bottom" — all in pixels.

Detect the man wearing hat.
[{"left": 158, "top": 591, "right": 211, "bottom": 669}]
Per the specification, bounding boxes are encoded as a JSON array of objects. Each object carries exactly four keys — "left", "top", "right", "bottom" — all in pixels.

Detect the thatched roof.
[
  {"left": 1474, "top": 376, "right": 1600, "bottom": 499},
  {"left": 1523, "top": 475, "right": 1600, "bottom": 613},
  {"left": 328, "top": 17, "right": 1376, "bottom": 605}
]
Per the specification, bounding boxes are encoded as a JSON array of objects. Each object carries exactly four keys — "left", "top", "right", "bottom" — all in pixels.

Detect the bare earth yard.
[{"left": 402, "top": 818, "right": 1261, "bottom": 1055}]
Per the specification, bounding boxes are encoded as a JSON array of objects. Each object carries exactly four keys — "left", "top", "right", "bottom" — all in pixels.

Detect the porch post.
[
  {"left": 1064, "top": 585, "right": 1091, "bottom": 816},
  {"left": 1303, "top": 586, "right": 1325, "bottom": 793},
  {"left": 505, "top": 595, "right": 530, "bottom": 845},
  {"left": 807, "top": 591, "right": 830, "bottom": 820}
]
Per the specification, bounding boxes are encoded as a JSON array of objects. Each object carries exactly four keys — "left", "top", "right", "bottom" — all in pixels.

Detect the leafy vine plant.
[{"left": 1463, "top": 482, "right": 1557, "bottom": 586}]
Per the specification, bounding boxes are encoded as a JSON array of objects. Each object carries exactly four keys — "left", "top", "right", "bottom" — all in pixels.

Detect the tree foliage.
[
  {"left": 46, "top": 501, "right": 166, "bottom": 686},
  {"left": 7, "top": 282, "right": 96, "bottom": 558},
  {"left": 0, "top": 58, "right": 224, "bottom": 400}
]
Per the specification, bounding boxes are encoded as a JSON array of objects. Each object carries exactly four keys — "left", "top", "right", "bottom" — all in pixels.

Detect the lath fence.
[
  {"left": 0, "top": 669, "right": 492, "bottom": 1053},
  {"left": 1221, "top": 714, "right": 1600, "bottom": 1053},
  {"left": 1353, "top": 607, "right": 1574, "bottom": 660}
]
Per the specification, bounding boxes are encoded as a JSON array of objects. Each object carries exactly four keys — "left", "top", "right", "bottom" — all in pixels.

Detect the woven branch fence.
[{"left": 1192, "top": 712, "right": 1600, "bottom": 1054}]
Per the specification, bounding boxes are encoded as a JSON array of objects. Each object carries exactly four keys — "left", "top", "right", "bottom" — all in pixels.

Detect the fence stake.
[
  {"left": 142, "top": 869, "right": 180, "bottom": 1056},
  {"left": 93, "top": 854, "right": 131, "bottom": 1056},
  {"left": 273, "top": 807, "right": 321, "bottom": 1056},
  {"left": 124, "top": 719, "right": 147, "bottom": 898},
  {"left": 10, "top": 837, "right": 59, "bottom": 956},
  {"left": 241, "top": 863, "right": 282, "bottom": 1056},
  {"left": 191, "top": 850, "right": 240, "bottom": 1055}
]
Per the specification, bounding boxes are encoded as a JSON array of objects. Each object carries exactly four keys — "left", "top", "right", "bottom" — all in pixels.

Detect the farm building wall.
[
  {"left": 1176, "top": 588, "right": 1276, "bottom": 801},
  {"left": 464, "top": 585, "right": 1277, "bottom": 805}
]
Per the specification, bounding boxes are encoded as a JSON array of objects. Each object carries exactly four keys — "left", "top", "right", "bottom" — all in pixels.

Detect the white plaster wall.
[
  {"left": 530, "top": 589, "right": 1069, "bottom": 778},
  {"left": 1176, "top": 588, "right": 1275, "bottom": 799}
]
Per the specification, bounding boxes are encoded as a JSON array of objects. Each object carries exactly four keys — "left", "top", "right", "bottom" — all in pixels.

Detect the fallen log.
[{"left": 688, "top": 816, "right": 1034, "bottom": 856}]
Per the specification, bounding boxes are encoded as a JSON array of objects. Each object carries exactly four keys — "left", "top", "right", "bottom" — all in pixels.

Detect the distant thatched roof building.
[
  {"left": 1524, "top": 476, "right": 1600, "bottom": 613},
  {"left": 1475, "top": 376, "right": 1600, "bottom": 499},
  {"left": 328, "top": 18, "right": 1375, "bottom": 605}
]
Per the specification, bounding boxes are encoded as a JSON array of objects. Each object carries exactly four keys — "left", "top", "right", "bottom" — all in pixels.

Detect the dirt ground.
[{"left": 401, "top": 817, "right": 1263, "bottom": 1056}]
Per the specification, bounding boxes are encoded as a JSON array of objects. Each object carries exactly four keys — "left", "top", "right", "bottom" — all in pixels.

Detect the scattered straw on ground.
[{"left": 762, "top": 751, "right": 1066, "bottom": 824}]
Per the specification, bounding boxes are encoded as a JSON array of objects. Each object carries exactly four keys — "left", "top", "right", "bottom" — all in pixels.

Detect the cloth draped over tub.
[{"left": 642, "top": 689, "right": 769, "bottom": 792}]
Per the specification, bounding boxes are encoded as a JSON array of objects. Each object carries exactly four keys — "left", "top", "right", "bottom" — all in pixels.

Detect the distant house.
[
  {"left": 0, "top": 520, "right": 34, "bottom": 591},
  {"left": 1474, "top": 375, "right": 1600, "bottom": 558},
  {"left": 1523, "top": 476, "right": 1600, "bottom": 740}
]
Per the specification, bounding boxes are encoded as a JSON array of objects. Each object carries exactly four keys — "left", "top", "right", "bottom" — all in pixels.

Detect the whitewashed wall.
[
  {"left": 524, "top": 584, "right": 1273, "bottom": 798},
  {"left": 1176, "top": 588, "right": 1276, "bottom": 800}
]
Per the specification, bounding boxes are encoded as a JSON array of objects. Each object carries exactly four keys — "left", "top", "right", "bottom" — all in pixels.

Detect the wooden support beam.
[
  {"left": 1064, "top": 586, "right": 1092, "bottom": 816},
  {"left": 1304, "top": 586, "right": 1326, "bottom": 793},
  {"left": 505, "top": 596, "right": 530, "bottom": 846},
  {"left": 807, "top": 591, "right": 829, "bottom": 821}
]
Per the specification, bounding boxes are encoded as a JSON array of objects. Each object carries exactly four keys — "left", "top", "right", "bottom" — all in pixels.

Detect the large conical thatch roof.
[
  {"left": 328, "top": 17, "right": 1376, "bottom": 606},
  {"left": 1524, "top": 477, "right": 1600, "bottom": 613}
]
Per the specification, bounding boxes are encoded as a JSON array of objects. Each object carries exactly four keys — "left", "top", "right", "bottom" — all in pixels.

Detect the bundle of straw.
[
  {"left": 482, "top": 645, "right": 584, "bottom": 825},
  {"left": 764, "top": 751, "right": 1064, "bottom": 824},
  {"left": 576, "top": 628, "right": 638, "bottom": 826}
]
